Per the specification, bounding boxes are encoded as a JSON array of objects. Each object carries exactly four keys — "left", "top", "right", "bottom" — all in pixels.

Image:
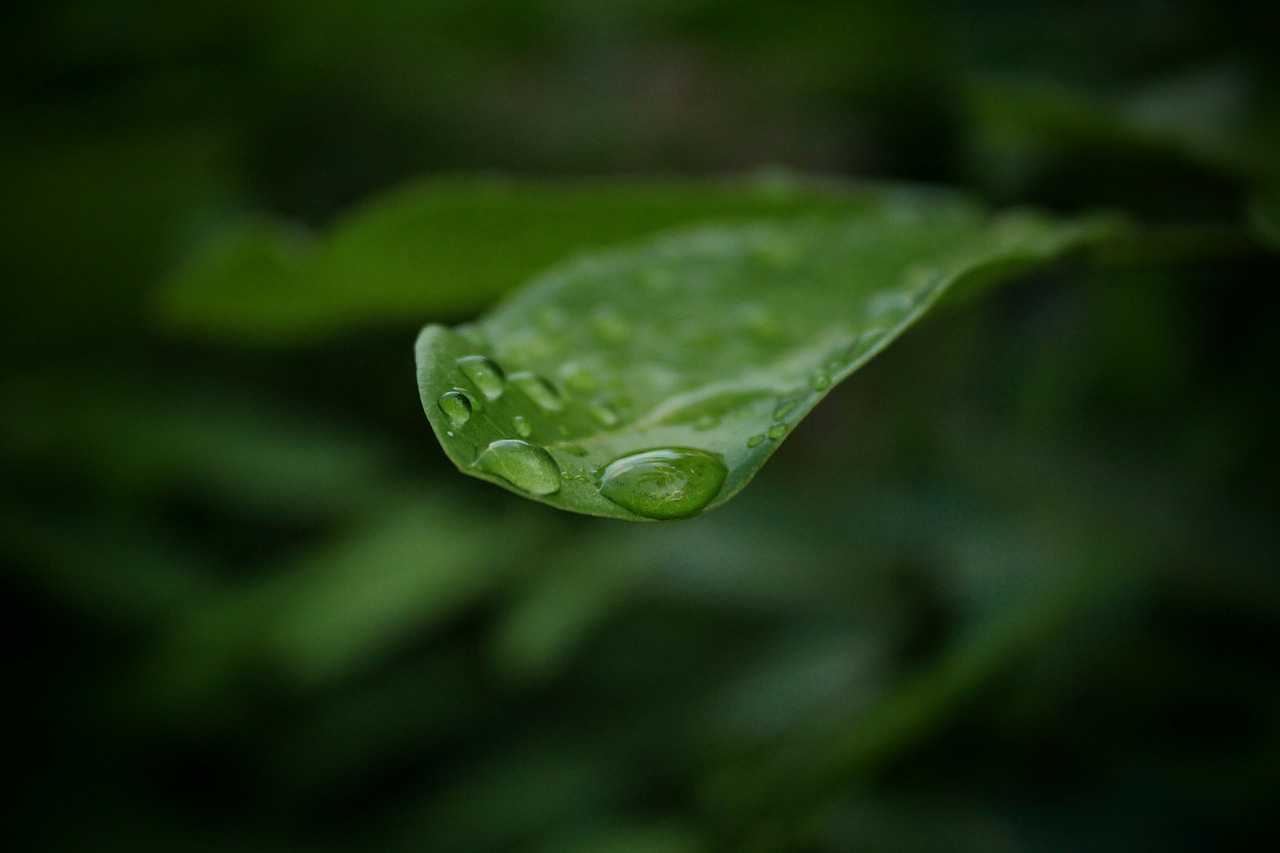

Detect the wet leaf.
[{"left": 417, "top": 196, "right": 1121, "bottom": 520}]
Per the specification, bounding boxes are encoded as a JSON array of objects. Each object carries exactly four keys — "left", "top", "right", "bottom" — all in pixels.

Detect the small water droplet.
[
  {"left": 437, "top": 389, "right": 474, "bottom": 428},
  {"left": 772, "top": 399, "right": 796, "bottom": 420},
  {"left": 509, "top": 372, "right": 563, "bottom": 411},
  {"left": 475, "top": 439, "right": 561, "bottom": 496},
  {"left": 553, "top": 442, "right": 588, "bottom": 457},
  {"left": 559, "top": 362, "right": 599, "bottom": 396},
  {"left": 596, "top": 447, "right": 728, "bottom": 520},
  {"left": 589, "top": 306, "right": 632, "bottom": 344},
  {"left": 589, "top": 402, "right": 620, "bottom": 427},
  {"left": 512, "top": 415, "right": 532, "bottom": 437},
  {"left": 768, "top": 422, "right": 787, "bottom": 440},
  {"left": 456, "top": 355, "right": 506, "bottom": 400},
  {"left": 694, "top": 414, "right": 720, "bottom": 431},
  {"left": 747, "top": 433, "right": 766, "bottom": 448},
  {"left": 810, "top": 369, "right": 831, "bottom": 391}
]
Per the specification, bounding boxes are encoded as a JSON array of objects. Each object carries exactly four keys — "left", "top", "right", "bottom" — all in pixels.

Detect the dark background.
[{"left": 3, "top": 1, "right": 1278, "bottom": 850}]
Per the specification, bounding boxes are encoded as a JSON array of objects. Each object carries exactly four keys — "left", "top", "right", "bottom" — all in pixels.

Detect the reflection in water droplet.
[
  {"left": 559, "top": 362, "right": 599, "bottom": 396},
  {"left": 437, "top": 390, "right": 473, "bottom": 428},
  {"left": 512, "top": 415, "right": 532, "bottom": 437},
  {"left": 772, "top": 399, "right": 796, "bottom": 419},
  {"left": 768, "top": 422, "right": 787, "bottom": 440},
  {"left": 596, "top": 447, "right": 727, "bottom": 520},
  {"left": 747, "top": 433, "right": 766, "bottom": 448},
  {"left": 456, "top": 355, "right": 506, "bottom": 400},
  {"left": 694, "top": 414, "right": 719, "bottom": 431},
  {"left": 810, "top": 369, "right": 831, "bottom": 391},
  {"left": 589, "top": 402, "right": 620, "bottom": 427},
  {"left": 509, "top": 372, "right": 563, "bottom": 411},
  {"left": 475, "top": 439, "right": 561, "bottom": 496}
]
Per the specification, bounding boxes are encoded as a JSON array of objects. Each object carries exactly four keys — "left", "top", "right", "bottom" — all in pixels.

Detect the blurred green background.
[{"left": 3, "top": 1, "right": 1278, "bottom": 850}]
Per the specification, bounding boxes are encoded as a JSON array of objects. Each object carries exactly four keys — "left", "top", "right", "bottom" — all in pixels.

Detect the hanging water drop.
[
  {"left": 456, "top": 355, "right": 506, "bottom": 400},
  {"left": 475, "top": 439, "right": 561, "bottom": 496},
  {"left": 596, "top": 447, "right": 727, "bottom": 520}
]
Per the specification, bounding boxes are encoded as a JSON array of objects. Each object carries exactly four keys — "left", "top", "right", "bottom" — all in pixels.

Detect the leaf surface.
[
  {"left": 417, "top": 196, "right": 1120, "bottom": 520},
  {"left": 157, "top": 174, "right": 944, "bottom": 343}
]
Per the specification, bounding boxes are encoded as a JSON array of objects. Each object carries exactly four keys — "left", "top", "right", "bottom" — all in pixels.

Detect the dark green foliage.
[{"left": 2, "top": 1, "right": 1278, "bottom": 852}]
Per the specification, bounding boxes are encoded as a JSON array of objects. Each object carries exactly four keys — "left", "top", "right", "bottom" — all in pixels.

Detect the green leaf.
[
  {"left": 155, "top": 174, "right": 959, "bottom": 343},
  {"left": 416, "top": 196, "right": 1121, "bottom": 521},
  {"left": 1250, "top": 187, "right": 1280, "bottom": 249}
]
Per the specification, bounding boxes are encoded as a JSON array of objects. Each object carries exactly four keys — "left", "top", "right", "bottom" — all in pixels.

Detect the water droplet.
[
  {"left": 772, "top": 399, "right": 797, "bottom": 420},
  {"left": 768, "top": 422, "right": 787, "bottom": 440},
  {"left": 475, "top": 439, "right": 561, "bottom": 496},
  {"left": 437, "top": 389, "right": 474, "bottom": 428},
  {"left": 589, "top": 402, "right": 620, "bottom": 427},
  {"left": 810, "top": 369, "right": 831, "bottom": 391},
  {"left": 553, "top": 442, "right": 588, "bottom": 457},
  {"left": 589, "top": 306, "right": 632, "bottom": 344},
  {"left": 509, "top": 372, "right": 563, "bottom": 411},
  {"left": 512, "top": 415, "right": 532, "bottom": 437},
  {"left": 596, "top": 447, "right": 727, "bottom": 520},
  {"left": 694, "top": 414, "right": 719, "bottom": 431},
  {"left": 456, "top": 355, "right": 506, "bottom": 400},
  {"left": 559, "top": 362, "right": 599, "bottom": 396},
  {"left": 747, "top": 433, "right": 766, "bottom": 448}
]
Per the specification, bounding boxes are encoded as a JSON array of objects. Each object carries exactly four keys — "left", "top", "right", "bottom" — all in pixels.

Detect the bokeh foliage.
[{"left": 2, "top": 1, "right": 1278, "bottom": 851}]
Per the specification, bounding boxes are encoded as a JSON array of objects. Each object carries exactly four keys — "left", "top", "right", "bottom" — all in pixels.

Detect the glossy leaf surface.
[{"left": 417, "top": 199, "right": 1120, "bottom": 520}]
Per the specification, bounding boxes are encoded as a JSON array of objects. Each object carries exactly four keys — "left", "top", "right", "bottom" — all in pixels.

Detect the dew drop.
[
  {"left": 437, "top": 389, "right": 474, "bottom": 428},
  {"left": 475, "top": 439, "right": 561, "bottom": 496},
  {"left": 768, "top": 422, "right": 787, "bottom": 440},
  {"left": 747, "top": 433, "right": 766, "bottom": 448},
  {"left": 509, "top": 372, "right": 563, "bottom": 411},
  {"left": 456, "top": 355, "right": 506, "bottom": 400},
  {"left": 694, "top": 414, "right": 720, "bottom": 431},
  {"left": 772, "top": 398, "right": 797, "bottom": 420},
  {"left": 596, "top": 447, "right": 727, "bottom": 520},
  {"left": 589, "top": 402, "right": 620, "bottom": 427},
  {"left": 512, "top": 415, "right": 532, "bottom": 437},
  {"left": 810, "top": 369, "right": 831, "bottom": 391}
]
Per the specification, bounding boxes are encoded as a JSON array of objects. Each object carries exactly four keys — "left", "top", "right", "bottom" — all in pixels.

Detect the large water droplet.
[
  {"left": 456, "top": 355, "right": 506, "bottom": 400},
  {"left": 596, "top": 447, "right": 727, "bottom": 520},
  {"left": 475, "top": 439, "right": 561, "bottom": 496},
  {"left": 509, "top": 372, "right": 563, "bottom": 411},
  {"left": 512, "top": 415, "right": 532, "bottom": 437},
  {"left": 437, "top": 390, "right": 474, "bottom": 428}
]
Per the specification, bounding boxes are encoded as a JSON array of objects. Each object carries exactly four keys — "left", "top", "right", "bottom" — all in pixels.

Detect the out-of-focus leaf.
[
  {"left": 154, "top": 174, "right": 960, "bottom": 343},
  {"left": 1250, "top": 188, "right": 1280, "bottom": 248},
  {"left": 417, "top": 198, "right": 1119, "bottom": 520}
]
